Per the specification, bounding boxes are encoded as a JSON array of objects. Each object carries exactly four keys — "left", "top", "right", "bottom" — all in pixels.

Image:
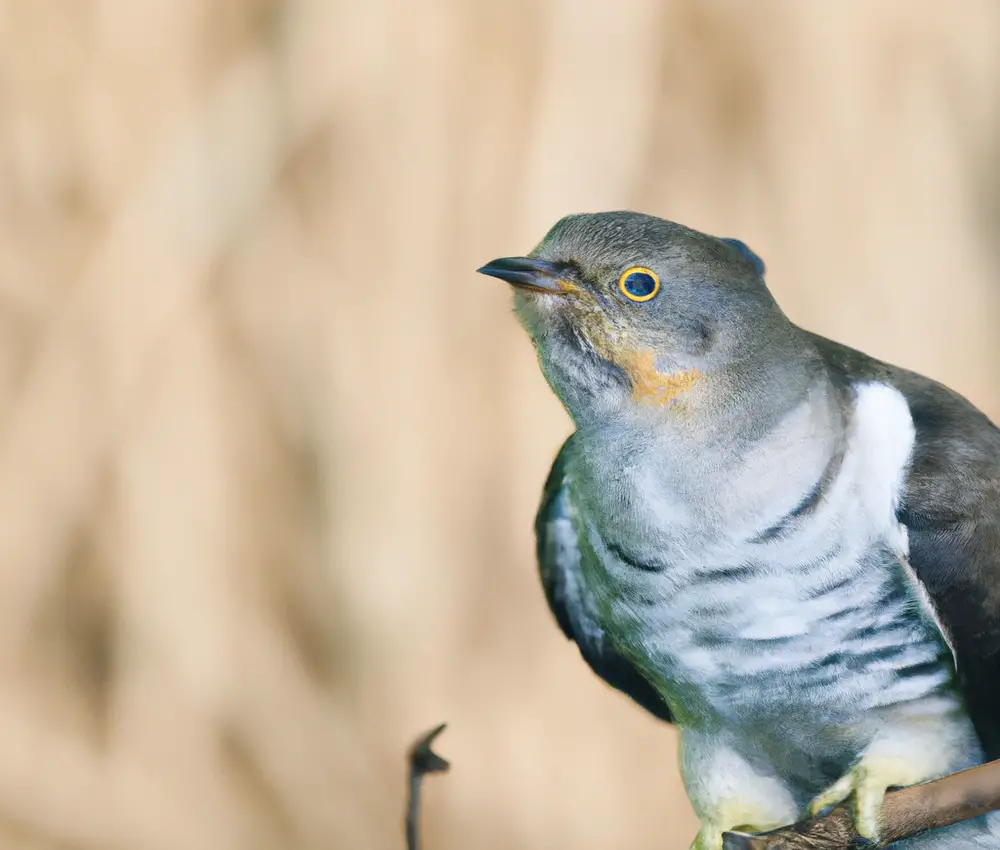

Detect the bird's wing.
[
  {"left": 813, "top": 334, "right": 1000, "bottom": 759},
  {"left": 535, "top": 436, "right": 673, "bottom": 722}
]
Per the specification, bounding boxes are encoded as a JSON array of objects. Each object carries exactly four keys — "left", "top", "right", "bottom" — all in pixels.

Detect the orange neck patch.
[
  {"left": 570, "top": 306, "right": 702, "bottom": 407},
  {"left": 621, "top": 349, "right": 702, "bottom": 406}
]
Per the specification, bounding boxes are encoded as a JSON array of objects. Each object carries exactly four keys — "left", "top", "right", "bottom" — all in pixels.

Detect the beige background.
[{"left": 0, "top": 2, "right": 998, "bottom": 849}]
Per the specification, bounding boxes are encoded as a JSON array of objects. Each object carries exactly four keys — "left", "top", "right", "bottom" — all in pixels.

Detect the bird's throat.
[
  {"left": 619, "top": 349, "right": 702, "bottom": 406},
  {"left": 569, "top": 307, "right": 704, "bottom": 408}
]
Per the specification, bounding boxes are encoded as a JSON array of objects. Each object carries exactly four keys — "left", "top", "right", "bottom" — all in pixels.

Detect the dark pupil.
[{"left": 624, "top": 271, "right": 656, "bottom": 298}]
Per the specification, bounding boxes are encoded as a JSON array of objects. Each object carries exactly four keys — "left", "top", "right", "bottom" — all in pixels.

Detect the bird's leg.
[
  {"left": 807, "top": 757, "right": 906, "bottom": 843},
  {"left": 680, "top": 728, "right": 799, "bottom": 850},
  {"left": 687, "top": 805, "right": 794, "bottom": 850},
  {"left": 689, "top": 821, "right": 767, "bottom": 850},
  {"left": 807, "top": 711, "right": 981, "bottom": 843}
]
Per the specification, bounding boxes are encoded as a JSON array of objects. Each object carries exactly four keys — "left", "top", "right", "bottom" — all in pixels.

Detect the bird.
[{"left": 477, "top": 212, "right": 1000, "bottom": 850}]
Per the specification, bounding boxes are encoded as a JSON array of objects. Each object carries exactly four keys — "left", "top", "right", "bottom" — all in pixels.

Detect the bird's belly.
[{"left": 593, "top": 547, "right": 961, "bottom": 782}]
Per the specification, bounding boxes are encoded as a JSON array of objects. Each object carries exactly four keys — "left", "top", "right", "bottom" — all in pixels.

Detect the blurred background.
[{"left": 0, "top": 1, "right": 998, "bottom": 849}]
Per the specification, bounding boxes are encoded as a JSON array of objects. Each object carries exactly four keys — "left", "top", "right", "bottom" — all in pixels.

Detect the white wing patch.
[
  {"left": 848, "top": 382, "right": 915, "bottom": 551},
  {"left": 850, "top": 382, "right": 957, "bottom": 663}
]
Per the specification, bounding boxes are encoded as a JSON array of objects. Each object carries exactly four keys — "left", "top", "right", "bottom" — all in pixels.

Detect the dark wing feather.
[
  {"left": 812, "top": 334, "right": 1000, "bottom": 758},
  {"left": 535, "top": 436, "right": 673, "bottom": 723}
]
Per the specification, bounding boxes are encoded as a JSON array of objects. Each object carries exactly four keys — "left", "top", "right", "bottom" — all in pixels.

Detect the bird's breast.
[
  {"left": 569, "top": 382, "right": 958, "bottom": 734},
  {"left": 586, "top": 541, "right": 957, "bottom": 759}
]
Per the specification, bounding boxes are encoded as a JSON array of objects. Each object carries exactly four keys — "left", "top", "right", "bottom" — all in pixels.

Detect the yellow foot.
[
  {"left": 808, "top": 759, "right": 913, "bottom": 843},
  {"left": 689, "top": 825, "right": 723, "bottom": 850},
  {"left": 688, "top": 823, "right": 766, "bottom": 850}
]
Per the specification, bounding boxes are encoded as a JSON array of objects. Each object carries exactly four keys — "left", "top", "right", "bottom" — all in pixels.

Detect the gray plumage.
[{"left": 478, "top": 212, "right": 1000, "bottom": 849}]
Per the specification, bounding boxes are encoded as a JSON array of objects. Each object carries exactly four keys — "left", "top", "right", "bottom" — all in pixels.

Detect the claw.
[
  {"left": 690, "top": 822, "right": 772, "bottom": 850},
  {"left": 689, "top": 826, "right": 724, "bottom": 850},
  {"left": 808, "top": 760, "right": 905, "bottom": 842}
]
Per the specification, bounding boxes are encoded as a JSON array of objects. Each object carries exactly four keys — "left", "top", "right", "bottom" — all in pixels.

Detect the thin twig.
[
  {"left": 722, "top": 759, "right": 1000, "bottom": 849},
  {"left": 406, "top": 723, "right": 450, "bottom": 850}
]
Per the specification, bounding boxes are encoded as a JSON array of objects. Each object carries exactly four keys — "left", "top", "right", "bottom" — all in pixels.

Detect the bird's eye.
[{"left": 618, "top": 267, "right": 660, "bottom": 302}]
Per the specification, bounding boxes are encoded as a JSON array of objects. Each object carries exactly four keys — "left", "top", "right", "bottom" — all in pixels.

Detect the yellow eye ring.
[{"left": 618, "top": 267, "right": 660, "bottom": 302}]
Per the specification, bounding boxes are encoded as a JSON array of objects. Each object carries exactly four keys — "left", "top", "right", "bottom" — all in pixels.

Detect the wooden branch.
[
  {"left": 722, "top": 759, "right": 1000, "bottom": 849},
  {"left": 401, "top": 725, "right": 1000, "bottom": 850},
  {"left": 406, "top": 723, "right": 450, "bottom": 850}
]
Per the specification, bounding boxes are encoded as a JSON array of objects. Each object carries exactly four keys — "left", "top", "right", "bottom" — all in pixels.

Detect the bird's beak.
[{"left": 476, "top": 256, "right": 575, "bottom": 294}]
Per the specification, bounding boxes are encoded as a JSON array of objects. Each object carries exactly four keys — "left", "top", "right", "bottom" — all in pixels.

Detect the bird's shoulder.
[
  {"left": 535, "top": 434, "right": 673, "bottom": 722},
  {"left": 807, "top": 332, "right": 1000, "bottom": 524}
]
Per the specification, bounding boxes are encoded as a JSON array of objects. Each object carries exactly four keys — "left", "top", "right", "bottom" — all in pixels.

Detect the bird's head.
[{"left": 479, "top": 211, "right": 805, "bottom": 429}]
